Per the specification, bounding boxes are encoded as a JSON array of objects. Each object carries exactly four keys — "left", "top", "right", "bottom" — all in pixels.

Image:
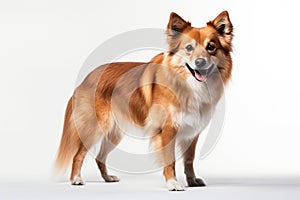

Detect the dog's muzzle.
[{"left": 186, "top": 58, "right": 214, "bottom": 82}]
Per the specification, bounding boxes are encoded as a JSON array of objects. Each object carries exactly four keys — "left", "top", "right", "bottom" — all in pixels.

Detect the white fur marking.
[
  {"left": 169, "top": 76, "right": 214, "bottom": 140},
  {"left": 72, "top": 175, "right": 84, "bottom": 185},
  {"left": 170, "top": 54, "right": 185, "bottom": 67},
  {"left": 166, "top": 179, "right": 185, "bottom": 191}
]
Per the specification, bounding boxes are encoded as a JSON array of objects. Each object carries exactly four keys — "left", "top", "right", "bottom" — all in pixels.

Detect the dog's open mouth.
[{"left": 185, "top": 63, "right": 214, "bottom": 82}]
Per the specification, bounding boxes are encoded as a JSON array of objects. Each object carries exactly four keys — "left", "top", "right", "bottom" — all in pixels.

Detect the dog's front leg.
[
  {"left": 183, "top": 135, "right": 206, "bottom": 187},
  {"left": 161, "top": 125, "right": 185, "bottom": 191}
]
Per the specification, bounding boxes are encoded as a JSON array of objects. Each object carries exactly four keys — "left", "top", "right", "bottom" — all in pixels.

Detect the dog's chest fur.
[{"left": 169, "top": 76, "right": 215, "bottom": 140}]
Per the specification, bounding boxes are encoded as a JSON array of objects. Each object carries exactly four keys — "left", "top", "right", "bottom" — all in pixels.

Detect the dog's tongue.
[{"left": 194, "top": 70, "right": 206, "bottom": 82}]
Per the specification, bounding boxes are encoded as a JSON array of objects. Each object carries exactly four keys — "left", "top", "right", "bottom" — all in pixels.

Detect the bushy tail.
[{"left": 55, "top": 98, "right": 81, "bottom": 173}]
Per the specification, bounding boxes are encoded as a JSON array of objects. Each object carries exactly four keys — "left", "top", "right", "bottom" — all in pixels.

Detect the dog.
[{"left": 55, "top": 11, "right": 233, "bottom": 191}]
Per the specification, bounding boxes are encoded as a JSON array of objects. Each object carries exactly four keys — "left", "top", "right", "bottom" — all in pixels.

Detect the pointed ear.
[
  {"left": 167, "top": 12, "right": 191, "bottom": 36},
  {"left": 211, "top": 11, "right": 233, "bottom": 35},
  {"left": 166, "top": 12, "right": 191, "bottom": 52},
  {"left": 209, "top": 11, "right": 233, "bottom": 51}
]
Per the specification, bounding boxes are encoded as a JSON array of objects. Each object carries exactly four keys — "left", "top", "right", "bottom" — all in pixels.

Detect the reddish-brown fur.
[{"left": 55, "top": 11, "right": 233, "bottom": 191}]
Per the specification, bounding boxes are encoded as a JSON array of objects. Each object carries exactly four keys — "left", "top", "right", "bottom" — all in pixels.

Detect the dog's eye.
[
  {"left": 206, "top": 43, "right": 216, "bottom": 53},
  {"left": 185, "top": 44, "right": 194, "bottom": 52}
]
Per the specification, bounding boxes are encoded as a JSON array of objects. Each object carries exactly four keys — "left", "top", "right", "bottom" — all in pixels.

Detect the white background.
[{"left": 0, "top": 0, "right": 300, "bottom": 186}]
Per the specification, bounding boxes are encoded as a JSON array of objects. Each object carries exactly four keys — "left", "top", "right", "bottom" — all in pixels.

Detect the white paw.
[
  {"left": 71, "top": 176, "right": 85, "bottom": 185},
  {"left": 166, "top": 179, "right": 185, "bottom": 191}
]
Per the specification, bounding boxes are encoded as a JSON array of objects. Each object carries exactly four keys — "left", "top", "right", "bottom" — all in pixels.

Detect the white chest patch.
[
  {"left": 170, "top": 105, "right": 213, "bottom": 140},
  {"left": 170, "top": 77, "right": 215, "bottom": 140}
]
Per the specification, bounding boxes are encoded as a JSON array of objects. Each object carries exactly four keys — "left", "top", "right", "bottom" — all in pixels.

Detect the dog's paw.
[
  {"left": 187, "top": 177, "right": 206, "bottom": 187},
  {"left": 166, "top": 179, "right": 185, "bottom": 191},
  {"left": 71, "top": 176, "right": 85, "bottom": 186},
  {"left": 104, "top": 175, "right": 120, "bottom": 182}
]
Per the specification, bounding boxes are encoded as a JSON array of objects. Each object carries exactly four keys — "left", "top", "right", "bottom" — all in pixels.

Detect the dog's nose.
[{"left": 195, "top": 58, "right": 206, "bottom": 69}]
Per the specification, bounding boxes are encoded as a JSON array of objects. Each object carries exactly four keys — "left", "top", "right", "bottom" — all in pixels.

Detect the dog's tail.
[{"left": 54, "top": 98, "right": 81, "bottom": 173}]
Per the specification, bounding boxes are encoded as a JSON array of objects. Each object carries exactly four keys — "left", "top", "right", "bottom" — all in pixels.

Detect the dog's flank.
[{"left": 55, "top": 11, "right": 233, "bottom": 191}]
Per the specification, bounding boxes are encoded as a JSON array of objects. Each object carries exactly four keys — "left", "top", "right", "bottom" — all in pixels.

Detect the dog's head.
[{"left": 166, "top": 11, "right": 233, "bottom": 83}]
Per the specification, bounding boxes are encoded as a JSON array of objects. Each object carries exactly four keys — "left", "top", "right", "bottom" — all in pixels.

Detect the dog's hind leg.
[
  {"left": 95, "top": 130, "right": 122, "bottom": 182},
  {"left": 70, "top": 143, "right": 88, "bottom": 185}
]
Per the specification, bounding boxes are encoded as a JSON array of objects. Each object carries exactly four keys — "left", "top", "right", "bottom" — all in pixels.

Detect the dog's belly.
[{"left": 113, "top": 106, "right": 212, "bottom": 139}]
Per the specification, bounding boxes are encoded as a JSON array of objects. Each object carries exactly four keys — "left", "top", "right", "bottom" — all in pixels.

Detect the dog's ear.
[
  {"left": 211, "top": 11, "right": 233, "bottom": 36},
  {"left": 167, "top": 12, "right": 191, "bottom": 36},
  {"left": 209, "top": 11, "right": 233, "bottom": 51},
  {"left": 167, "top": 12, "right": 191, "bottom": 52}
]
